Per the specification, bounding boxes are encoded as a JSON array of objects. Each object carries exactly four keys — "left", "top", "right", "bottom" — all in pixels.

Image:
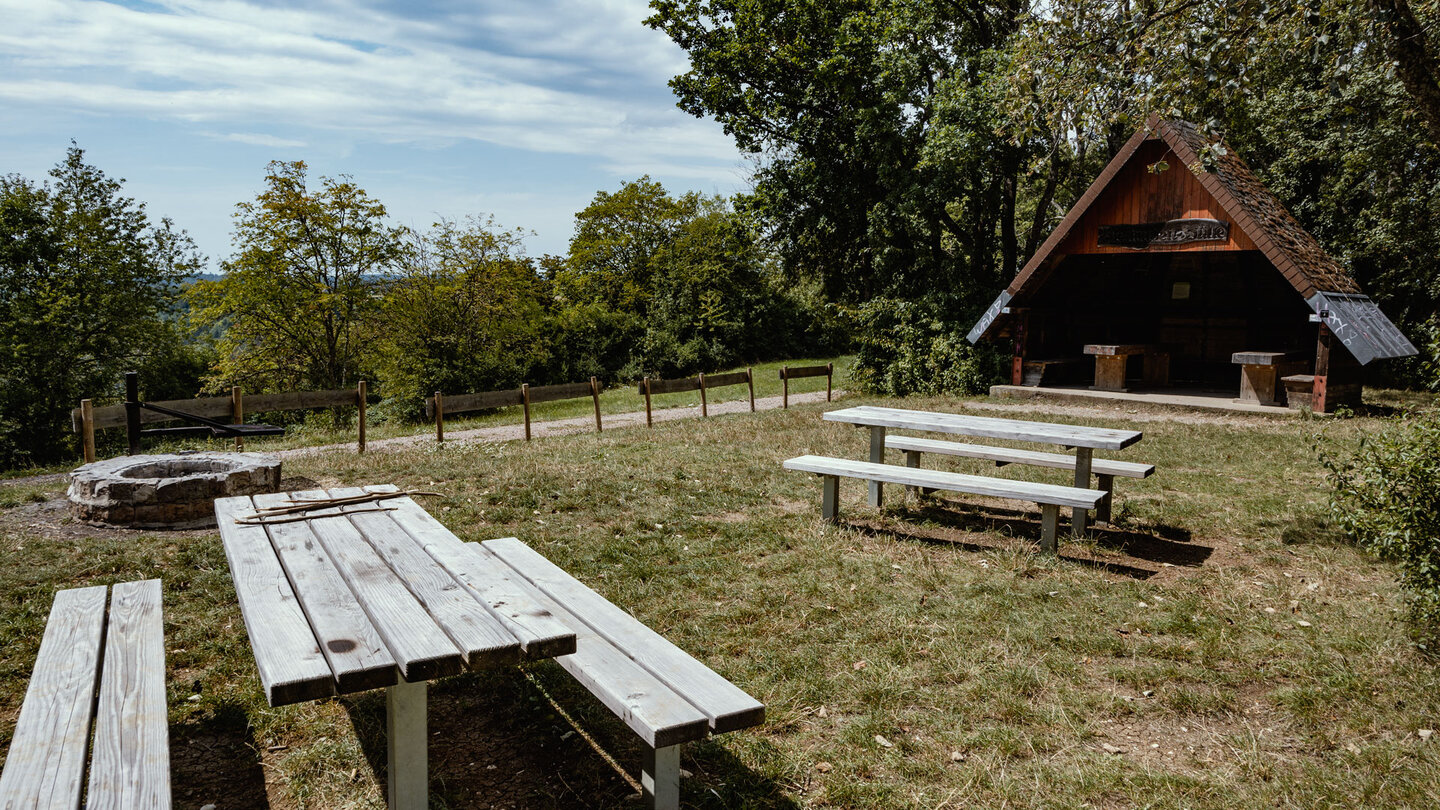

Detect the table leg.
[
  {"left": 904, "top": 449, "right": 921, "bottom": 499},
  {"left": 868, "top": 426, "right": 886, "bottom": 507},
  {"left": 386, "top": 677, "right": 427, "bottom": 810},
  {"left": 821, "top": 475, "right": 839, "bottom": 521},
  {"left": 1095, "top": 473, "right": 1115, "bottom": 524},
  {"left": 643, "top": 743, "right": 681, "bottom": 810},
  {"left": 1072, "top": 447, "right": 1092, "bottom": 537}
]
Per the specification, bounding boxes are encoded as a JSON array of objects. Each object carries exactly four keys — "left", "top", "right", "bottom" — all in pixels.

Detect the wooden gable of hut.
[{"left": 967, "top": 118, "right": 1416, "bottom": 412}]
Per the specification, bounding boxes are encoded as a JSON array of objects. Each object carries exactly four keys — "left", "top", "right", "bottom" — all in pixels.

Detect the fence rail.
[
  {"left": 428, "top": 378, "right": 603, "bottom": 442},
  {"left": 638, "top": 369, "right": 754, "bottom": 427},
  {"left": 778, "top": 363, "right": 834, "bottom": 408}
]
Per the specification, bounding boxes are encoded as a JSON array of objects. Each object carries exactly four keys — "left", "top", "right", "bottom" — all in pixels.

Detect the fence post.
[
  {"left": 80, "top": 399, "right": 96, "bottom": 463},
  {"left": 357, "top": 380, "right": 367, "bottom": 454},
  {"left": 699, "top": 373, "right": 708, "bottom": 417},
  {"left": 781, "top": 366, "right": 789, "bottom": 410},
  {"left": 522, "top": 383, "right": 532, "bottom": 441},
  {"left": 747, "top": 368, "right": 755, "bottom": 412},
  {"left": 125, "top": 371, "right": 141, "bottom": 455},
  {"left": 590, "top": 377, "right": 602, "bottom": 432},
  {"left": 827, "top": 362, "right": 834, "bottom": 401},
  {"left": 231, "top": 385, "right": 244, "bottom": 451},
  {"left": 643, "top": 377, "right": 653, "bottom": 427},
  {"left": 434, "top": 391, "right": 444, "bottom": 443}
]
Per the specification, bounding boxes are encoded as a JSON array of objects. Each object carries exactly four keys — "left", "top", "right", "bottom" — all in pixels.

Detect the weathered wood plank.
[
  {"left": 483, "top": 538, "right": 765, "bottom": 735},
  {"left": 86, "top": 579, "right": 170, "bottom": 810},
  {"left": 638, "top": 376, "right": 701, "bottom": 396},
  {"left": 779, "top": 365, "right": 830, "bottom": 379},
  {"left": 527, "top": 381, "right": 596, "bottom": 404},
  {"left": 214, "top": 496, "right": 339, "bottom": 706},
  {"left": 326, "top": 487, "right": 523, "bottom": 671},
  {"left": 245, "top": 493, "right": 398, "bottom": 696},
  {"left": 1083, "top": 344, "right": 1154, "bottom": 356},
  {"left": 285, "top": 490, "right": 464, "bottom": 683},
  {"left": 245, "top": 388, "right": 357, "bottom": 413},
  {"left": 884, "top": 436, "right": 1154, "bottom": 478},
  {"left": 702, "top": 371, "right": 750, "bottom": 388},
  {"left": 782, "top": 455, "right": 1106, "bottom": 509},
  {"left": 822, "top": 406, "right": 1142, "bottom": 451},
  {"left": 472, "top": 542, "right": 711, "bottom": 749},
  {"left": 0, "top": 586, "right": 107, "bottom": 809},
  {"left": 1231, "top": 351, "right": 1296, "bottom": 366},
  {"left": 424, "top": 388, "right": 524, "bottom": 419},
  {"left": 75, "top": 396, "right": 232, "bottom": 431},
  {"left": 367, "top": 487, "right": 575, "bottom": 661}
]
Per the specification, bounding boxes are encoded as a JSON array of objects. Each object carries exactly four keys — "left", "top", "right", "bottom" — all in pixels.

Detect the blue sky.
[{"left": 0, "top": 0, "right": 750, "bottom": 264}]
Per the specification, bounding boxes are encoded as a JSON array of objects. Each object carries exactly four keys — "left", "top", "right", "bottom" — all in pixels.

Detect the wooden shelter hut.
[{"left": 967, "top": 118, "right": 1416, "bottom": 412}]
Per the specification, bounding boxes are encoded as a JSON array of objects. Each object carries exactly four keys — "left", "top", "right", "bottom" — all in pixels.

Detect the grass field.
[{"left": 2, "top": 383, "right": 1439, "bottom": 808}]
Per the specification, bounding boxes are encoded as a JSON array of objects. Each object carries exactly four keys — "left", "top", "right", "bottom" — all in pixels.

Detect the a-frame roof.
[{"left": 967, "top": 118, "right": 1416, "bottom": 364}]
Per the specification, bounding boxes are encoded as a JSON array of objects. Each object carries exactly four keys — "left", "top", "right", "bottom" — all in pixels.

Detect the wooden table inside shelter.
[
  {"left": 822, "top": 406, "right": 1143, "bottom": 534},
  {"left": 1083, "top": 344, "right": 1170, "bottom": 391},
  {"left": 214, "top": 485, "right": 578, "bottom": 810},
  {"left": 1231, "top": 351, "right": 1301, "bottom": 406}
]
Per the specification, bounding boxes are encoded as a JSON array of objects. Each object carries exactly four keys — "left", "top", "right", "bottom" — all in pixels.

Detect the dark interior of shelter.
[{"left": 1024, "top": 251, "right": 1315, "bottom": 387}]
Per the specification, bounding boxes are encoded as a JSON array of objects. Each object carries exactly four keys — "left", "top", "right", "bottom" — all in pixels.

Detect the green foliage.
[
  {"left": 1323, "top": 412, "right": 1440, "bottom": 643},
  {"left": 0, "top": 145, "right": 201, "bottom": 466},
  {"left": 851, "top": 296, "right": 1006, "bottom": 396},
  {"left": 187, "top": 161, "right": 405, "bottom": 392},
  {"left": 376, "top": 217, "right": 550, "bottom": 417}
]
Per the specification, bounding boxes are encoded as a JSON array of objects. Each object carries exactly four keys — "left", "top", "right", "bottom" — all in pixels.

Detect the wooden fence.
[
  {"left": 778, "top": 363, "right": 833, "bottom": 408},
  {"left": 72, "top": 381, "right": 371, "bottom": 462},
  {"left": 425, "top": 378, "right": 603, "bottom": 442},
  {"left": 637, "top": 369, "right": 754, "bottom": 427}
]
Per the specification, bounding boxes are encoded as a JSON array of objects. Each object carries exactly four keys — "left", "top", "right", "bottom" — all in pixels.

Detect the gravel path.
[{"left": 278, "top": 389, "right": 844, "bottom": 458}]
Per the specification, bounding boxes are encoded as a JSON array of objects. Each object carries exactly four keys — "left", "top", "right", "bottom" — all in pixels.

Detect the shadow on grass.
[
  {"left": 848, "top": 498, "right": 1212, "bottom": 576},
  {"left": 168, "top": 701, "right": 270, "bottom": 809},
  {"left": 341, "top": 668, "right": 795, "bottom": 809}
]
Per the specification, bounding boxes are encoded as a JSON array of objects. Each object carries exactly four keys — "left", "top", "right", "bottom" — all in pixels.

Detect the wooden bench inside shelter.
[
  {"left": 0, "top": 580, "right": 169, "bottom": 810},
  {"left": 883, "top": 435, "right": 1154, "bottom": 524},
  {"left": 1084, "top": 344, "right": 1170, "bottom": 391},
  {"left": 783, "top": 455, "right": 1105, "bottom": 554}
]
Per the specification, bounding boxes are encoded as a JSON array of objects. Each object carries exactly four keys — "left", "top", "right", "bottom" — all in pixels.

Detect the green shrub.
[
  {"left": 851, "top": 296, "right": 1006, "bottom": 396},
  {"left": 1322, "top": 411, "right": 1440, "bottom": 645}
]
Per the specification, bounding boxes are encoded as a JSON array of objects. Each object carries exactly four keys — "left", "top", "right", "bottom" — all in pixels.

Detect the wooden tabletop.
[
  {"left": 215, "top": 485, "right": 576, "bottom": 707},
  {"left": 822, "top": 406, "right": 1142, "bottom": 451},
  {"left": 1231, "top": 351, "right": 1298, "bottom": 365},
  {"left": 1083, "top": 344, "right": 1156, "bottom": 356}
]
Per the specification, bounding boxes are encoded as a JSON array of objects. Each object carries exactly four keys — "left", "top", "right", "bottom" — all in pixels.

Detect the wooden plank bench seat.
[
  {"left": 884, "top": 435, "right": 1154, "bottom": 524},
  {"left": 477, "top": 538, "right": 764, "bottom": 810},
  {"left": 0, "top": 580, "right": 169, "bottom": 809},
  {"left": 782, "top": 455, "right": 1106, "bottom": 553},
  {"left": 1020, "top": 357, "right": 1087, "bottom": 386}
]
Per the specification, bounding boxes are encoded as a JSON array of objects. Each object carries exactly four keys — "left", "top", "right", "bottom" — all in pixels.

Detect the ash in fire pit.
[{"left": 68, "top": 452, "right": 282, "bottom": 529}]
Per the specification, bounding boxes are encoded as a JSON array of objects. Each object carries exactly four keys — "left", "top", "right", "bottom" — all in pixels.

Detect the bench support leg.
[
  {"left": 868, "top": 426, "right": 886, "bottom": 507},
  {"left": 1072, "top": 447, "right": 1092, "bottom": 537},
  {"left": 643, "top": 743, "right": 681, "bottom": 810},
  {"left": 1095, "top": 473, "right": 1115, "bottom": 524},
  {"left": 904, "top": 450, "right": 922, "bottom": 498},
  {"left": 386, "top": 677, "right": 427, "bottom": 810},
  {"left": 821, "top": 475, "right": 839, "bottom": 521},
  {"left": 1040, "top": 504, "right": 1060, "bottom": 554}
]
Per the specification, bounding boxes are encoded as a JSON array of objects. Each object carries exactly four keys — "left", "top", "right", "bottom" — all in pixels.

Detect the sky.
[{"left": 0, "top": 0, "right": 750, "bottom": 265}]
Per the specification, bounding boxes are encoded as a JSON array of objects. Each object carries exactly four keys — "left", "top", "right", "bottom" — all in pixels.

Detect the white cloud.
[
  {"left": 0, "top": 0, "right": 740, "bottom": 177},
  {"left": 211, "top": 131, "right": 309, "bottom": 148}
]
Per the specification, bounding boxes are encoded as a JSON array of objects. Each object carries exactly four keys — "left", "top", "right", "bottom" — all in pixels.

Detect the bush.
[
  {"left": 851, "top": 296, "right": 1006, "bottom": 396},
  {"left": 1322, "top": 411, "right": 1440, "bottom": 645}
]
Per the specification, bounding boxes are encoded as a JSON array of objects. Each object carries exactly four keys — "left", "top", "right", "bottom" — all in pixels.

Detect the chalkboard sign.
[
  {"left": 1306, "top": 291, "right": 1418, "bottom": 365},
  {"left": 1098, "top": 218, "right": 1229, "bottom": 249},
  {"left": 966, "top": 290, "right": 1013, "bottom": 344}
]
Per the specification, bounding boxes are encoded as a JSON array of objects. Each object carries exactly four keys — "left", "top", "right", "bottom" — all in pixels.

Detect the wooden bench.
[
  {"left": 883, "top": 435, "right": 1153, "bottom": 524},
  {"left": 1084, "top": 344, "right": 1170, "bottom": 391},
  {"left": 1231, "top": 351, "right": 1305, "bottom": 406},
  {"left": 1020, "top": 357, "right": 1087, "bottom": 386},
  {"left": 1282, "top": 374, "right": 1316, "bottom": 410},
  {"left": 782, "top": 455, "right": 1106, "bottom": 553},
  {"left": 0, "top": 580, "right": 169, "bottom": 809},
  {"left": 476, "top": 538, "right": 764, "bottom": 810}
]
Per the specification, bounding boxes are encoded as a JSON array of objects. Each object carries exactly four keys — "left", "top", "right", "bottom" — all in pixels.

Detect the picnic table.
[
  {"left": 214, "top": 485, "right": 577, "bottom": 810},
  {"left": 822, "top": 405, "right": 1143, "bottom": 534}
]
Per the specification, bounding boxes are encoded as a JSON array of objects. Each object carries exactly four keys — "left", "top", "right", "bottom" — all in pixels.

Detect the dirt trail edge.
[{"left": 278, "top": 389, "right": 846, "bottom": 459}]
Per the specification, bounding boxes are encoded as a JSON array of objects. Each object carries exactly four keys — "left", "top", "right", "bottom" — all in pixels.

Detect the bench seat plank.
[
  {"left": 86, "top": 580, "right": 170, "bottom": 810},
  {"left": 326, "top": 487, "right": 523, "bottom": 671},
  {"left": 482, "top": 537, "right": 765, "bottom": 735},
  {"left": 469, "top": 543, "right": 710, "bottom": 749},
  {"left": 782, "top": 455, "right": 1106, "bottom": 509},
  {"left": 0, "top": 586, "right": 107, "bottom": 809},
  {"left": 243, "top": 493, "right": 400, "bottom": 696},
  {"left": 884, "top": 436, "right": 1154, "bottom": 478},
  {"left": 823, "top": 406, "right": 1141, "bottom": 451},
  {"left": 214, "top": 496, "right": 343, "bottom": 705},
  {"left": 273, "top": 491, "right": 465, "bottom": 684},
  {"left": 371, "top": 488, "right": 576, "bottom": 661}
]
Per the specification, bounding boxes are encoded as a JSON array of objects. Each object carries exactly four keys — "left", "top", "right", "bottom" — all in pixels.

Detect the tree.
[
  {"left": 0, "top": 145, "right": 201, "bottom": 466},
  {"left": 377, "top": 217, "right": 550, "bottom": 412},
  {"left": 647, "top": 0, "right": 1046, "bottom": 304},
  {"left": 188, "top": 161, "right": 405, "bottom": 392}
]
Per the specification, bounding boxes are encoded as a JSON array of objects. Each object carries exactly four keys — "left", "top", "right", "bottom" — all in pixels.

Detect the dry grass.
[{"left": 2, "top": 388, "right": 1438, "bottom": 808}]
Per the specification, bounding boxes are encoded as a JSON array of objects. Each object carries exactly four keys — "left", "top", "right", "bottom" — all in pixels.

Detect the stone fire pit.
[{"left": 68, "top": 452, "right": 282, "bottom": 529}]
